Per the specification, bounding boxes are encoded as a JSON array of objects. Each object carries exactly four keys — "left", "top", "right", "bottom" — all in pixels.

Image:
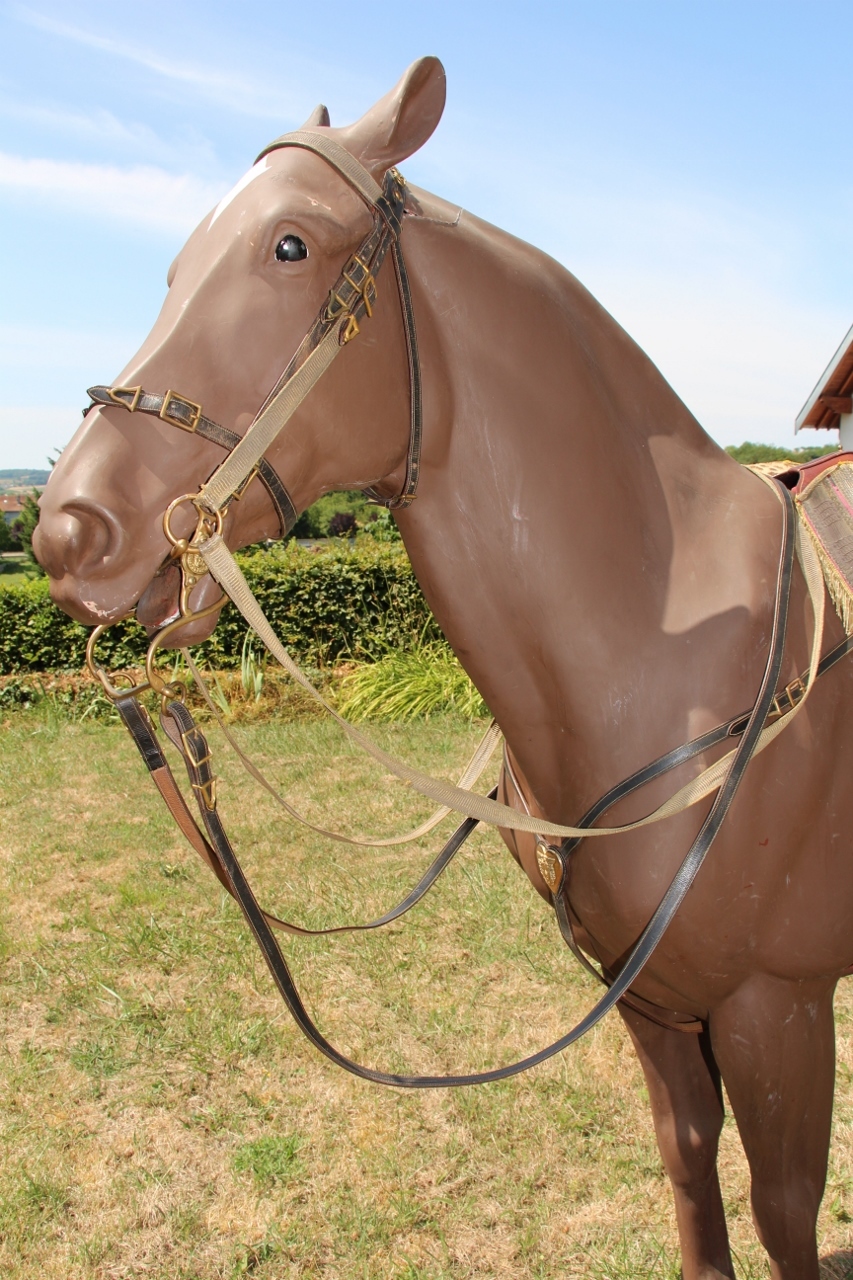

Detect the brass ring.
[{"left": 162, "top": 493, "right": 223, "bottom": 550}]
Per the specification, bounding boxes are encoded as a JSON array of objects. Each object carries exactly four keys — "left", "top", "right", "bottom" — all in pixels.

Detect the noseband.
[{"left": 86, "top": 130, "right": 422, "bottom": 554}]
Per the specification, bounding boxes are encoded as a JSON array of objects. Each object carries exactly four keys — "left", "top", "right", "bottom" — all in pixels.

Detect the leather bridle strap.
[
  {"left": 87, "top": 136, "right": 420, "bottom": 547},
  {"left": 198, "top": 137, "right": 420, "bottom": 515},
  {"left": 117, "top": 691, "right": 497, "bottom": 939},
  {"left": 139, "top": 485, "right": 796, "bottom": 1088},
  {"left": 85, "top": 385, "right": 298, "bottom": 537}
]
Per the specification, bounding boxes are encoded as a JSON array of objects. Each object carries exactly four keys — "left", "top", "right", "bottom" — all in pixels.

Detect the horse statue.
[{"left": 32, "top": 56, "right": 853, "bottom": 1280}]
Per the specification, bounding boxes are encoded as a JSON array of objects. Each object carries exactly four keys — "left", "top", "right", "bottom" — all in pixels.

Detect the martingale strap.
[
  {"left": 116, "top": 485, "right": 809, "bottom": 1087},
  {"left": 196, "top": 495, "right": 826, "bottom": 842}
]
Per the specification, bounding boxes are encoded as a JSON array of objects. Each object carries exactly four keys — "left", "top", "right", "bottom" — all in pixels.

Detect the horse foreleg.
[
  {"left": 619, "top": 1004, "right": 735, "bottom": 1280},
  {"left": 709, "top": 976, "right": 836, "bottom": 1280}
]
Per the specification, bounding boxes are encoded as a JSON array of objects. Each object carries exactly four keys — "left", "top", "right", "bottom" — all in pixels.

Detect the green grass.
[
  {"left": 1, "top": 708, "right": 853, "bottom": 1276},
  {"left": 233, "top": 1134, "right": 302, "bottom": 1187},
  {"left": 338, "top": 641, "right": 488, "bottom": 721}
]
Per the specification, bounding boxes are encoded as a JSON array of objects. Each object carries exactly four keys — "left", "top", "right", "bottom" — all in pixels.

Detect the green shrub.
[
  {"left": 0, "top": 540, "right": 439, "bottom": 675},
  {"left": 291, "top": 488, "right": 373, "bottom": 538},
  {"left": 10, "top": 491, "right": 43, "bottom": 573},
  {"left": 337, "top": 640, "right": 488, "bottom": 721}
]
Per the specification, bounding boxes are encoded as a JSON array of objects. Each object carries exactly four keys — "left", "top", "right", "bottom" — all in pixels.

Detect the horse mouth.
[
  {"left": 136, "top": 561, "right": 182, "bottom": 635},
  {"left": 135, "top": 560, "right": 224, "bottom": 644}
]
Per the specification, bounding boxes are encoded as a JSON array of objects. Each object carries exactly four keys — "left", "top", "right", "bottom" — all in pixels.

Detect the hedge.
[{"left": 0, "top": 540, "right": 440, "bottom": 675}]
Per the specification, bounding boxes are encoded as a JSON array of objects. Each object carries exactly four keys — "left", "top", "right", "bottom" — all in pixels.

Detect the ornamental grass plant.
[{"left": 337, "top": 637, "right": 488, "bottom": 722}]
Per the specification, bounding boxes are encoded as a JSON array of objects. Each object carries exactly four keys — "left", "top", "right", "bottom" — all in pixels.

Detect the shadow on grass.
[{"left": 822, "top": 1251, "right": 853, "bottom": 1279}]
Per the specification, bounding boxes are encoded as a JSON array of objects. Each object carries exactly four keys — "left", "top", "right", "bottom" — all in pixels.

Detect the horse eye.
[{"left": 275, "top": 234, "right": 308, "bottom": 262}]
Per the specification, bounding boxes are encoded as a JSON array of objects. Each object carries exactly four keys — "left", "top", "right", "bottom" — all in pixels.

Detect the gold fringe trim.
[
  {"left": 746, "top": 460, "right": 796, "bottom": 478},
  {"left": 799, "top": 514, "right": 853, "bottom": 635}
]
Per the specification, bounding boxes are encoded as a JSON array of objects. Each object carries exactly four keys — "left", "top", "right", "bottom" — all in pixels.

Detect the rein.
[{"left": 81, "top": 131, "right": 841, "bottom": 1084}]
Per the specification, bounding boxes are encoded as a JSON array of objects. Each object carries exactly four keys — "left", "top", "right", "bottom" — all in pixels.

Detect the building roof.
[
  {"left": 796, "top": 321, "right": 853, "bottom": 432},
  {"left": 0, "top": 495, "right": 23, "bottom": 515}
]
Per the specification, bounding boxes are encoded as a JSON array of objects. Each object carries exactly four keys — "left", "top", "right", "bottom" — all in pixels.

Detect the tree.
[
  {"left": 10, "top": 491, "right": 43, "bottom": 574},
  {"left": 725, "top": 441, "right": 838, "bottom": 465}
]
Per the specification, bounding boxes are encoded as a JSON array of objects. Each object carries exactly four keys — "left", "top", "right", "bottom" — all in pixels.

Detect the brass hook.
[{"left": 86, "top": 621, "right": 153, "bottom": 702}]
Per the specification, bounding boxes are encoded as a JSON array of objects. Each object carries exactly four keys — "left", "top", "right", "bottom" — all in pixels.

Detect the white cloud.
[
  {"left": 0, "top": 96, "right": 218, "bottom": 169},
  {"left": 15, "top": 7, "right": 362, "bottom": 122},
  {"left": 0, "top": 151, "right": 223, "bottom": 233}
]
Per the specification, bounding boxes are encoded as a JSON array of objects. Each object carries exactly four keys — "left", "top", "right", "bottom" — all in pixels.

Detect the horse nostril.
[{"left": 33, "top": 500, "right": 124, "bottom": 580}]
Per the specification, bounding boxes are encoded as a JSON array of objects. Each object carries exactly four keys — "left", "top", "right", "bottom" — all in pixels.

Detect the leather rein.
[{"left": 80, "top": 134, "right": 843, "bottom": 1086}]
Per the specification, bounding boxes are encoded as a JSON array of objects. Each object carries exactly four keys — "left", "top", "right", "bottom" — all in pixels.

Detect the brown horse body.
[{"left": 34, "top": 58, "right": 853, "bottom": 1278}]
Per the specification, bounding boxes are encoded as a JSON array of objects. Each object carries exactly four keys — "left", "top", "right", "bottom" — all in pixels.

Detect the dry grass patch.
[{"left": 0, "top": 710, "right": 852, "bottom": 1277}]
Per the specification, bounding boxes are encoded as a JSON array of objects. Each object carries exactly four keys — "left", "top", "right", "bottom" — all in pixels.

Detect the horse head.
[{"left": 34, "top": 57, "right": 446, "bottom": 644}]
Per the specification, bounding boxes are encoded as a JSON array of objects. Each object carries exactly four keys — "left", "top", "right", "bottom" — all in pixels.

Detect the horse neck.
[{"left": 394, "top": 200, "right": 781, "bottom": 814}]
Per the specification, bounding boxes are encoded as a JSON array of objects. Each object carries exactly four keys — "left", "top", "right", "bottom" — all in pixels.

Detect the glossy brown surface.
[{"left": 34, "top": 58, "right": 853, "bottom": 1279}]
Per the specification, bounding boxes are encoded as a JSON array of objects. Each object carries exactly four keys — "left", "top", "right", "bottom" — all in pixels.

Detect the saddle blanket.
[{"left": 752, "top": 452, "right": 853, "bottom": 634}]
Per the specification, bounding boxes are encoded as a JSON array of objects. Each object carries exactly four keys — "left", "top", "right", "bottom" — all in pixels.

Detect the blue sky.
[{"left": 1, "top": 0, "right": 850, "bottom": 468}]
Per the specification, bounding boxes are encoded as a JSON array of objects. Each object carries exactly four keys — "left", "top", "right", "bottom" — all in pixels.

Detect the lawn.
[{"left": 2, "top": 708, "right": 853, "bottom": 1278}]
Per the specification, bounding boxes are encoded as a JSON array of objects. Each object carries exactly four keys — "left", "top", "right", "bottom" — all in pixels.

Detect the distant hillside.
[{"left": 0, "top": 470, "right": 50, "bottom": 494}]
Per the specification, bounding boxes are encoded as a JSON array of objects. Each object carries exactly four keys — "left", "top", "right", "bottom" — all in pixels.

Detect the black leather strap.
[
  {"left": 86, "top": 385, "right": 297, "bottom": 538},
  {"left": 115, "top": 484, "right": 819, "bottom": 1085},
  {"left": 362, "top": 238, "right": 422, "bottom": 509},
  {"left": 87, "top": 166, "right": 420, "bottom": 523},
  {"left": 118, "top": 687, "right": 497, "bottom": 940}
]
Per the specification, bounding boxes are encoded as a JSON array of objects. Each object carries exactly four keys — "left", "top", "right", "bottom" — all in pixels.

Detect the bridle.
[
  {"left": 85, "top": 129, "right": 422, "bottom": 690},
  {"left": 78, "top": 133, "right": 843, "bottom": 1087}
]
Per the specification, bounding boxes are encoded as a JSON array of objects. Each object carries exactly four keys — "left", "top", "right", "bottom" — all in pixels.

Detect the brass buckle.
[
  {"left": 181, "top": 729, "right": 212, "bottom": 769},
  {"left": 769, "top": 675, "right": 807, "bottom": 721},
  {"left": 326, "top": 288, "right": 348, "bottom": 322},
  {"left": 327, "top": 253, "right": 378, "bottom": 340},
  {"left": 785, "top": 676, "right": 806, "bottom": 707},
  {"left": 192, "top": 778, "right": 218, "bottom": 811},
  {"left": 107, "top": 385, "right": 142, "bottom": 412},
  {"left": 341, "top": 315, "right": 360, "bottom": 344},
  {"left": 343, "top": 256, "right": 377, "bottom": 317},
  {"left": 160, "top": 389, "right": 202, "bottom": 433},
  {"left": 232, "top": 467, "right": 259, "bottom": 501}
]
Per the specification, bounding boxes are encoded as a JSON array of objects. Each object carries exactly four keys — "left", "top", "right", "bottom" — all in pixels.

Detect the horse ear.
[
  {"left": 341, "top": 56, "right": 446, "bottom": 178},
  {"left": 302, "top": 103, "right": 330, "bottom": 128}
]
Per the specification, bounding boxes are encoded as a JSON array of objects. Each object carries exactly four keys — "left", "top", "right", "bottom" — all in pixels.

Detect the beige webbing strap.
[
  {"left": 198, "top": 522, "right": 825, "bottom": 841},
  {"left": 255, "top": 131, "right": 384, "bottom": 205},
  {"left": 200, "top": 328, "right": 341, "bottom": 514},
  {"left": 181, "top": 646, "right": 501, "bottom": 848},
  {"left": 199, "top": 135, "right": 390, "bottom": 516}
]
